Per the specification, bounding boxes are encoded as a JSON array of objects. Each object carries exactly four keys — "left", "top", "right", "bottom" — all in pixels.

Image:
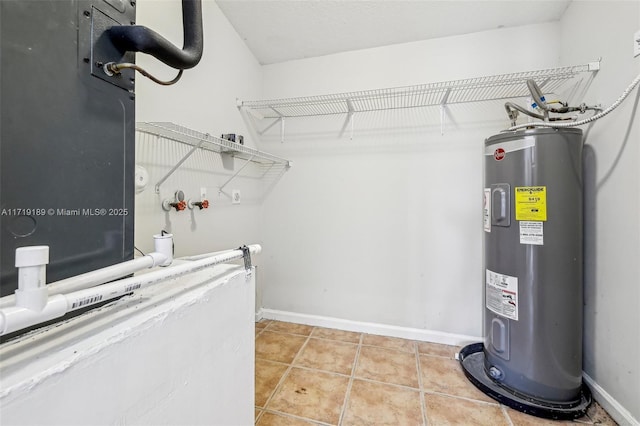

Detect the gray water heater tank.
[
  {"left": 484, "top": 127, "right": 584, "bottom": 400},
  {"left": 460, "top": 127, "right": 591, "bottom": 419}
]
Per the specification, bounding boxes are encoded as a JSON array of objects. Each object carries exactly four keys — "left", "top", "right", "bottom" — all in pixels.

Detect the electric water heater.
[{"left": 460, "top": 127, "right": 591, "bottom": 419}]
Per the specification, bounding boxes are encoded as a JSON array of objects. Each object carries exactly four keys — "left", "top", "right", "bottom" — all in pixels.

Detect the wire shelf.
[
  {"left": 136, "top": 122, "right": 291, "bottom": 165},
  {"left": 238, "top": 62, "right": 599, "bottom": 119},
  {"left": 135, "top": 122, "right": 292, "bottom": 193}
]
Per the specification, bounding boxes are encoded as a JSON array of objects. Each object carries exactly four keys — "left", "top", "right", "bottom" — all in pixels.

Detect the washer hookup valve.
[{"left": 162, "top": 190, "right": 187, "bottom": 212}]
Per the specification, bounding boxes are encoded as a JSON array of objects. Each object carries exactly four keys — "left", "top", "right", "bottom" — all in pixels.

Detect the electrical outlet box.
[
  {"left": 634, "top": 29, "right": 640, "bottom": 58},
  {"left": 232, "top": 190, "right": 241, "bottom": 204},
  {"left": 200, "top": 186, "right": 207, "bottom": 200}
]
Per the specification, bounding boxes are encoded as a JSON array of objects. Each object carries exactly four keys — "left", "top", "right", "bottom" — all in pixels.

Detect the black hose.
[{"left": 108, "top": 0, "right": 203, "bottom": 70}]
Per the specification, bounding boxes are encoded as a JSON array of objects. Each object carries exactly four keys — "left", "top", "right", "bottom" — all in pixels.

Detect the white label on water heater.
[
  {"left": 486, "top": 269, "right": 519, "bottom": 321},
  {"left": 483, "top": 188, "right": 491, "bottom": 232},
  {"left": 519, "top": 221, "right": 544, "bottom": 245}
]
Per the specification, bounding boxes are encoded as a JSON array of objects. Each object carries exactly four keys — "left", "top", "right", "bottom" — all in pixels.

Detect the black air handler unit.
[
  {"left": 0, "top": 1, "right": 135, "bottom": 294},
  {"left": 1, "top": 0, "right": 202, "bottom": 312}
]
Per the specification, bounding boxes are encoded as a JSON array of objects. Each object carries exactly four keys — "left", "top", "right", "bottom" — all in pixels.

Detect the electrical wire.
[
  {"left": 104, "top": 62, "right": 183, "bottom": 86},
  {"left": 508, "top": 71, "right": 640, "bottom": 131},
  {"left": 134, "top": 246, "right": 146, "bottom": 256}
]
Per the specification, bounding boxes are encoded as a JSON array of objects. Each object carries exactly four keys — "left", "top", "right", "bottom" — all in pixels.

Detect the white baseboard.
[
  {"left": 260, "top": 309, "right": 482, "bottom": 347},
  {"left": 255, "top": 308, "right": 264, "bottom": 322},
  {"left": 583, "top": 373, "right": 639, "bottom": 426}
]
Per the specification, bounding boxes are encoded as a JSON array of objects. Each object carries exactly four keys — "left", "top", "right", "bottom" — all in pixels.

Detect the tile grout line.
[
  {"left": 260, "top": 407, "right": 333, "bottom": 426},
  {"left": 336, "top": 332, "right": 364, "bottom": 426},
  {"left": 256, "top": 327, "right": 314, "bottom": 420},
  {"left": 265, "top": 363, "right": 352, "bottom": 379},
  {"left": 254, "top": 322, "right": 266, "bottom": 424},
  {"left": 415, "top": 345, "right": 428, "bottom": 426},
  {"left": 500, "top": 404, "right": 515, "bottom": 426},
  {"left": 255, "top": 408, "right": 264, "bottom": 424},
  {"left": 422, "top": 388, "right": 500, "bottom": 406},
  {"left": 339, "top": 374, "right": 424, "bottom": 393}
]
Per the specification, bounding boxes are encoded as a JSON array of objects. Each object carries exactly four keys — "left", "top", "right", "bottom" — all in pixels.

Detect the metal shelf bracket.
[
  {"left": 339, "top": 98, "right": 356, "bottom": 140},
  {"left": 218, "top": 155, "right": 256, "bottom": 193},
  {"left": 155, "top": 135, "right": 208, "bottom": 193},
  {"left": 440, "top": 88, "right": 451, "bottom": 136}
]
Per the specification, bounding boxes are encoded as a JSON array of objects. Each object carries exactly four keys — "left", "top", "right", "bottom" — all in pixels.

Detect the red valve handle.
[
  {"left": 200, "top": 199, "right": 209, "bottom": 209},
  {"left": 171, "top": 200, "right": 187, "bottom": 211}
]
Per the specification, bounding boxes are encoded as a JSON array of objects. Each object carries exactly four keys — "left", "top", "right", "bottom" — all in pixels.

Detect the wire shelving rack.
[
  {"left": 238, "top": 61, "right": 600, "bottom": 138},
  {"left": 136, "top": 122, "right": 292, "bottom": 194}
]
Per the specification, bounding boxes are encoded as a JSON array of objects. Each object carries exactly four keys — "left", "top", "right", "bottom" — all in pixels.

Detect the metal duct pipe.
[{"left": 108, "top": 0, "right": 204, "bottom": 69}]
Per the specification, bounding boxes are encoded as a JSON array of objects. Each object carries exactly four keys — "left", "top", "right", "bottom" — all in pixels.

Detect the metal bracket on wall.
[
  {"left": 258, "top": 108, "right": 286, "bottom": 143},
  {"left": 87, "top": 5, "right": 136, "bottom": 91},
  {"left": 339, "top": 98, "right": 356, "bottom": 140},
  {"left": 155, "top": 135, "right": 208, "bottom": 193},
  {"left": 440, "top": 88, "right": 451, "bottom": 136},
  {"left": 218, "top": 154, "right": 256, "bottom": 195},
  {"left": 239, "top": 245, "right": 252, "bottom": 273}
]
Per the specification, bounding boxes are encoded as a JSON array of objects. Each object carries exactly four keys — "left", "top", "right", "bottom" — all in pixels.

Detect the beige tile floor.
[{"left": 255, "top": 320, "right": 617, "bottom": 426}]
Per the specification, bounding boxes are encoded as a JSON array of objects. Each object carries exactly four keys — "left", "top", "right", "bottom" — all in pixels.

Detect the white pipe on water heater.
[{"left": 0, "top": 244, "right": 261, "bottom": 336}]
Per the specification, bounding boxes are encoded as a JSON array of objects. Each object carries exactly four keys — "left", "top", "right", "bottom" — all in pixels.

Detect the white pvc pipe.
[
  {"left": 153, "top": 233, "right": 173, "bottom": 266},
  {"left": 0, "top": 255, "right": 157, "bottom": 309},
  {"left": 0, "top": 234, "right": 174, "bottom": 310},
  {"left": 0, "top": 244, "right": 261, "bottom": 336},
  {"left": 179, "top": 249, "right": 235, "bottom": 261},
  {"left": 1, "top": 296, "right": 68, "bottom": 335}
]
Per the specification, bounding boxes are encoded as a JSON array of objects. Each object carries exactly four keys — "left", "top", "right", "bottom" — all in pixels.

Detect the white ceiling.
[{"left": 215, "top": 0, "right": 571, "bottom": 65}]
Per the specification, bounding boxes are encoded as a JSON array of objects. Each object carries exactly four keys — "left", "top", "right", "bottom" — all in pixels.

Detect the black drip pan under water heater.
[{"left": 459, "top": 343, "right": 592, "bottom": 419}]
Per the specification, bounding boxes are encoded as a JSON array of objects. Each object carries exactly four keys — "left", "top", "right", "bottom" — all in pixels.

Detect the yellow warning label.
[{"left": 515, "top": 186, "right": 547, "bottom": 221}]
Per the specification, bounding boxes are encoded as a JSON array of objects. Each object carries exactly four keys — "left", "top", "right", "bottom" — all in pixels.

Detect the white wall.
[
  {"left": 257, "top": 23, "right": 561, "bottom": 337},
  {"left": 0, "top": 265, "right": 255, "bottom": 426},
  {"left": 560, "top": 2, "right": 640, "bottom": 423},
  {"left": 134, "top": 0, "right": 264, "bottom": 257}
]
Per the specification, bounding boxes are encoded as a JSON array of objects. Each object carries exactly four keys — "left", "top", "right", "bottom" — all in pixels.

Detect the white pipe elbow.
[
  {"left": 14, "top": 246, "right": 50, "bottom": 311},
  {"left": 153, "top": 233, "right": 173, "bottom": 267},
  {"left": 147, "top": 252, "right": 170, "bottom": 268},
  {"left": 0, "top": 295, "right": 67, "bottom": 336}
]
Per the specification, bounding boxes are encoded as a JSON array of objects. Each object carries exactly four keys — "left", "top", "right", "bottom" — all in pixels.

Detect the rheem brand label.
[{"left": 494, "top": 148, "right": 505, "bottom": 161}]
